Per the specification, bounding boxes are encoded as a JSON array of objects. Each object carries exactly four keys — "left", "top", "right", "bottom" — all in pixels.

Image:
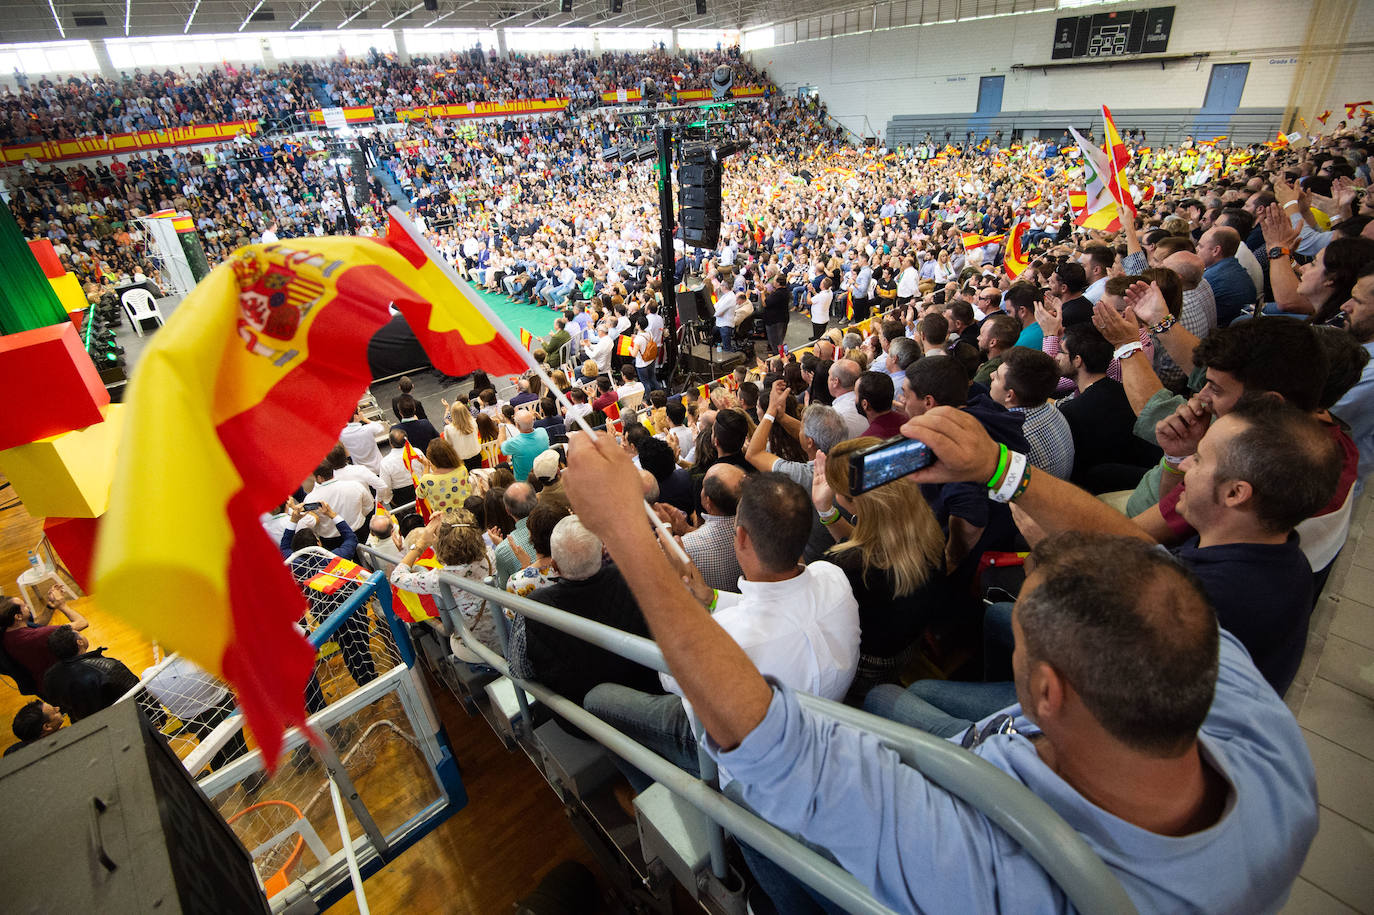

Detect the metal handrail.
[{"left": 361, "top": 542, "right": 1136, "bottom": 913}]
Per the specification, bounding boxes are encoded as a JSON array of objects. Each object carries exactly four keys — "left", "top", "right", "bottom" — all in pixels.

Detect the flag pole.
[{"left": 385, "top": 207, "right": 690, "bottom": 563}]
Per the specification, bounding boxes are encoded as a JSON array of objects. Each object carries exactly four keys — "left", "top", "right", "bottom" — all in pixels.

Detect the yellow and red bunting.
[
  {"left": 1346, "top": 100, "right": 1374, "bottom": 119},
  {"left": 697, "top": 384, "right": 709, "bottom": 400},
  {"left": 520, "top": 327, "right": 533, "bottom": 350},
  {"left": 961, "top": 232, "right": 1006, "bottom": 250},
  {"left": 1003, "top": 222, "right": 1031, "bottom": 280},
  {"left": 92, "top": 212, "right": 531, "bottom": 769},
  {"left": 304, "top": 556, "right": 371, "bottom": 595},
  {"left": 616, "top": 335, "right": 634, "bottom": 357}
]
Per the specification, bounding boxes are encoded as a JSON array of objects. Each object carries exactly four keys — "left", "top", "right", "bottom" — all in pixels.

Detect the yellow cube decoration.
[{"left": 0, "top": 404, "right": 125, "bottom": 519}]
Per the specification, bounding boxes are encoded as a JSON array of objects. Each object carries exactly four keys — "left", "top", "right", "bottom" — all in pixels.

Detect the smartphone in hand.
[{"left": 848, "top": 436, "right": 934, "bottom": 494}]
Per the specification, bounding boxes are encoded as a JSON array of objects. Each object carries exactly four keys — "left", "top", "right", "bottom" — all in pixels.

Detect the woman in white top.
[
  {"left": 809, "top": 277, "right": 835, "bottom": 340},
  {"left": 930, "top": 250, "right": 954, "bottom": 284},
  {"left": 390, "top": 510, "right": 500, "bottom": 666},
  {"left": 442, "top": 396, "right": 483, "bottom": 471}
]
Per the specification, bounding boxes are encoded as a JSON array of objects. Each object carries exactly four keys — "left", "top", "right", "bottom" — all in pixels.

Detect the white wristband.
[
  {"left": 1282, "top": 200, "right": 1300, "bottom": 210},
  {"left": 1113, "top": 341, "right": 1144, "bottom": 360},
  {"left": 760, "top": 412, "right": 775, "bottom": 424},
  {"left": 989, "top": 450, "right": 1028, "bottom": 503}
]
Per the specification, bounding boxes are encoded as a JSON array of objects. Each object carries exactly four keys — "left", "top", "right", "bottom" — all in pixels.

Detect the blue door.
[
  {"left": 1193, "top": 63, "right": 1248, "bottom": 140},
  {"left": 968, "top": 75, "right": 1004, "bottom": 142}
]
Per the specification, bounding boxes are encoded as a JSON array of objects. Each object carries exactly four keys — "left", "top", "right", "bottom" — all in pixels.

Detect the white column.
[
  {"left": 92, "top": 39, "right": 119, "bottom": 79},
  {"left": 259, "top": 36, "right": 278, "bottom": 68},
  {"left": 669, "top": 28, "right": 679, "bottom": 53},
  {"left": 496, "top": 27, "right": 508, "bottom": 57},
  {"left": 393, "top": 27, "right": 410, "bottom": 64},
  {"left": 592, "top": 31, "right": 601, "bottom": 55}
]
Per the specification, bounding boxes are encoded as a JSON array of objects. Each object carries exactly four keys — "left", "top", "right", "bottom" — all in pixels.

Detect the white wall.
[{"left": 749, "top": 0, "right": 1374, "bottom": 137}]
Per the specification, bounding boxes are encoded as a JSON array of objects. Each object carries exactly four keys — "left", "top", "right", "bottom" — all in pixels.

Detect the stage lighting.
[{"left": 709, "top": 65, "right": 733, "bottom": 100}]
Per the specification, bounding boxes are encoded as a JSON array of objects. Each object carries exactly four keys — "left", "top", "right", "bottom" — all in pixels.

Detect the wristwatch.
[{"left": 1268, "top": 246, "right": 1291, "bottom": 259}]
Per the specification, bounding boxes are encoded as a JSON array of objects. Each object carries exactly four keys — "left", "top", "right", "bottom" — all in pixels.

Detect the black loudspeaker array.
[
  {"left": 424, "top": 0, "right": 438, "bottom": 10},
  {"left": 678, "top": 145, "right": 722, "bottom": 249},
  {"left": 561, "top": 0, "right": 573, "bottom": 11}
]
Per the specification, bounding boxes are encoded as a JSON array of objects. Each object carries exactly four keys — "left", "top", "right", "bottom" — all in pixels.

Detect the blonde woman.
[
  {"left": 442, "top": 396, "right": 483, "bottom": 471},
  {"left": 814, "top": 437, "right": 948, "bottom": 705},
  {"left": 390, "top": 511, "right": 499, "bottom": 665},
  {"left": 416, "top": 439, "right": 472, "bottom": 514}
]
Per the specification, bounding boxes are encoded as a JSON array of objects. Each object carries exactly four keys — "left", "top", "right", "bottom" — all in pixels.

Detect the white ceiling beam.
[
  {"left": 184, "top": 0, "right": 202, "bottom": 32},
  {"left": 124, "top": 0, "right": 132, "bottom": 35}
]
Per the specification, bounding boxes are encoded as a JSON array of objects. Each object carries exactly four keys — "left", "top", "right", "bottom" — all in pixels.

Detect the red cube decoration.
[
  {"left": 0, "top": 322, "right": 109, "bottom": 452},
  {"left": 43, "top": 516, "right": 101, "bottom": 592}
]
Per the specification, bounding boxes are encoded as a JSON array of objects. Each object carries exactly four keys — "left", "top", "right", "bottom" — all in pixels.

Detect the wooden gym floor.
[{"left": 0, "top": 475, "right": 604, "bottom": 913}]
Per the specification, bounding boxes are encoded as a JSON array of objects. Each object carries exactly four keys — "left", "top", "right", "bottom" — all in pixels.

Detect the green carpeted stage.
[{"left": 477, "top": 289, "right": 559, "bottom": 340}]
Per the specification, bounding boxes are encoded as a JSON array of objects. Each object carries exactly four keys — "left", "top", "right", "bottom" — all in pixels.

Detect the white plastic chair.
[{"left": 121, "top": 287, "right": 165, "bottom": 337}]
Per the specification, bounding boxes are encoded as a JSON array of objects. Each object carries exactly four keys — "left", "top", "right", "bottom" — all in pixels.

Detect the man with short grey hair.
[
  {"left": 827, "top": 358, "right": 868, "bottom": 436},
  {"left": 746, "top": 384, "right": 851, "bottom": 562},
  {"left": 494, "top": 482, "right": 538, "bottom": 588},
  {"left": 511, "top": 515, "right": 660, "bottom": 705},
  {"left": 501, "top": 409, "right": 550, "bottom": 481}
]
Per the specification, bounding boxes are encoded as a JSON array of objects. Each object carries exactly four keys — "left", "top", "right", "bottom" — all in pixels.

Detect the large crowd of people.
[{"left": 4, "top": 40, "right": 1374, "bottom": 915}]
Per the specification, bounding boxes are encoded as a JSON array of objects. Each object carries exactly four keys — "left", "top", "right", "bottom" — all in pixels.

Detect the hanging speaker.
[
  {"left": 561, "top": 0, "right": 572, "bottom": 10},
  {"left": 610, "top": 0, "right": 622, "bottom": 12},
  {"left": 695, "top": 0, "right": 705, "bottom": 13},
  {"left": 424, "top": 0, "right": 438, "bottom": 9}
]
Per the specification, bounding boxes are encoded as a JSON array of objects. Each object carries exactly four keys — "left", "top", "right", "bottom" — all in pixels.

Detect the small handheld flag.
[
  {"left": 616, "top": 335, "right": 634, "bottom": 357},
  {"left": 520, "top": 327, "right": 533, "bottom": 349}
]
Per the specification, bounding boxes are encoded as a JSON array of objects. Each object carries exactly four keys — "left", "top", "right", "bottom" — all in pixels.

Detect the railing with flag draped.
[{"left": 352, "top": 540, "right": 1136, "bottom": 915}]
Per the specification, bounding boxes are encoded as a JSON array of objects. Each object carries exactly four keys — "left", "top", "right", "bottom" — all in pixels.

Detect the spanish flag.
[
  {"left": 961, "top": 232, "right": 1005, "bottom": 250},
  {"left": 1100, "top": 104, "right": 1135, "bottom": 219},
  {"left": 520, "top": 327, "right": 533, "bottom": 350},
  {"left": 1003, "top": 222, "right": 1031, "bottom": 280},
  {"left": 93, "top": 209, "right": 531, "bottom": 767},
  {"left": 616, "top": 335, "right": 634, "bottom": 357},
  {"left": 845, "top": 292, "right": 854, "bottom": 322}
]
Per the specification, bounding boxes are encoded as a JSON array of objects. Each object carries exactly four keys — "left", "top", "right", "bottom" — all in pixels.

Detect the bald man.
[
  {"left": 827, "top": 358, "right": 868, "bottom": 437},
  {"left": 1197, "top": 226, "right": 1256, "bottom": 325},
  {"left": 1162, "top": 251, "right": 1219, "bottom": 339},
  {"left": 500, "top": 409, "right": 550, "bottom": 481}
]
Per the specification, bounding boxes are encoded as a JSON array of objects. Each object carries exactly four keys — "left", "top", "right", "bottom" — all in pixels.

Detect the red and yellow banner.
[
  {"left": 398, "top": 98, "right": 568, "bottom": 122},
  {"left": 961, "top": 232, "right": 1005, "bottom": 250},
  {"left": 0, "top": 120, "right": 259, "bottom": 165},
  {"left": 616, "top": 335, "right": 634, "bottom": 357},
  {"left": 306, "top": 106, "right": 377, "bottom": 125},
  {"left": 304, "top": 557, "right": 370, "bottom": 595},
  {"left": 93, "top": 211, "right": 530, "bottom": 768}
]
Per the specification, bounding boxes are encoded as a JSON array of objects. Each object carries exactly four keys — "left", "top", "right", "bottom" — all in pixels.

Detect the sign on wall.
[{"left": 1051, "top": 6, "right": 1174, "bottom": 60}]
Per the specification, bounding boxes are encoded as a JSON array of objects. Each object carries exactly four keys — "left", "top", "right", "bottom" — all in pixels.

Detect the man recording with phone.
[{"left": 560, "top": 423, "right": 1320, "bottom": 914}]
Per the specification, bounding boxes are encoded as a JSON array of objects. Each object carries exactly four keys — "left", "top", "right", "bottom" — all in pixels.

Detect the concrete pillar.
[
  {"left": 92, "top": 39, "right": 119, "bottom": 80},
  {"left": 260, "top": 37, "right": 278, "bottom": 68},
  {"left": 496, "top": 27, "right": 508, "bottom": 57},
  {"left": 392, "top": 28, "right": 410, "bottom": 65},
  {"left": 669, "top": 28, "right": 678, "bottom": 53},
  {"left": 592, "top": 31, "right": 601, "bottom": 55}
]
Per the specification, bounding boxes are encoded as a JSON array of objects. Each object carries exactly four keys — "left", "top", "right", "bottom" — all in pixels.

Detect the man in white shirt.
[
  {"left": 584, "top": 472, "right": 859, "bottom": 776},
  {"left": 328, "top": 444, "right": 389, "bottom": 506},
  {"left": 338, "top": 410, "right": 386, "bottom": 473},
  {"left": 714, "top": 281, "right": 738, "bottom": 351},
  {"left": 378, "top": 429, "right": 417, "bottom": 507},
  {"left": 587, "top": 323, "right": 616, "bottom": 377},
  {"left": 827, "top": 358, "right": 870, "bottom": 437},
  {"left": 896, "top": 256, "right": 919, "bottom": 303},
  {"left": 301, "top": 461, "right": 373, "bottom": 545},
  {"left": 808, "top": 278, "right": 834, "bottom": 340}
]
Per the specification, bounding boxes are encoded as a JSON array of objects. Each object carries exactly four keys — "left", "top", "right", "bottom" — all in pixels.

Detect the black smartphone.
[
  {"left": 848, "top": 436, "right": 934, "bottom": 494},
  {"left": 302, "top": 502, "right": 322, "bottom": 511}
]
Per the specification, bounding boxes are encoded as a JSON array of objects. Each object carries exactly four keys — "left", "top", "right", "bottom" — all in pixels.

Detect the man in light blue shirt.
[
  {"left": 500, "top": 410, "right": 550, "bottom": 481},
  {"left": 559, "top": 410, "right": 1318, "bottom": 915}
]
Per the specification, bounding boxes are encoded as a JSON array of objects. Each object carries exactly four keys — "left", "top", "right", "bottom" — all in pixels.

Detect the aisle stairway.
[{"left": 372, "top": 164, "right": 413, "bottom": 210}]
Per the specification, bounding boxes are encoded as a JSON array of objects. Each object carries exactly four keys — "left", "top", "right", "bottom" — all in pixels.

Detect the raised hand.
[
  {"left": 1122, "top": 280, "right": 1169, "bottom": 328},
  {"left": 1090, "top": 300, "right": 1141, "bottom": 347},
  {"left": 897, "top": 406, "right": 1001, "bottom": 486},
  {"left": 1154, "top": 395, "right": 1212, "bottom": 459}
]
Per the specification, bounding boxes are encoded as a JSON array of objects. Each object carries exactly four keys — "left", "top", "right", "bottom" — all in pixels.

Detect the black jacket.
[{"left": 42, "top": 649, "right": 140, "bottom": 723}]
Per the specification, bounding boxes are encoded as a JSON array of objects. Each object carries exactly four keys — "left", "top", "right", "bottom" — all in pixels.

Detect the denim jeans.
[
  {"left": 636, "top": 363, "right": 660, "bottom": 393},
  {"left": 583, "top": 684, "right": 699, "bottom": 792},
  {"left": 863, "top": 680, "right": 1017, "bottom": 738},
  {"left": 717, "top": 325, "right": 733, "bottom": 351}
]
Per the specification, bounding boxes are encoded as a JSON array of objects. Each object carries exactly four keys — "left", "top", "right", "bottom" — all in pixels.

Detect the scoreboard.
[{"left": 1051, "top": 6, "right": 1174, "bottom": 60}]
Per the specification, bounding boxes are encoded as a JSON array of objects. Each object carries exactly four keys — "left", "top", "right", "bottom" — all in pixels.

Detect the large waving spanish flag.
[
  {"left": 1100, "top": 105, "right": 1135, "bottom": 220},
  {"left": 961, "top": 231, "right": 1005, "bottom": 251},
  {"left": 93, "top": 209, "right": 531, "bottom": 767},
  {"left": 1003, "top": 222, "right": 1032, "bottom": 280}
]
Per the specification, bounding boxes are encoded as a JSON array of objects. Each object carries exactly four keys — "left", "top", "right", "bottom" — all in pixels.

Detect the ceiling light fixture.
[
  {"left": 291, "top": 0, "right": 325, "bottom": 28},
  {"left": 238, "top": 0, "right": 266, "bottom": 31},
  {"left": 383, "top": 1, "right": 425, "bottom": 27},
  {"left": 47, "top": 0, "right": 66, "bottom": 37}
]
